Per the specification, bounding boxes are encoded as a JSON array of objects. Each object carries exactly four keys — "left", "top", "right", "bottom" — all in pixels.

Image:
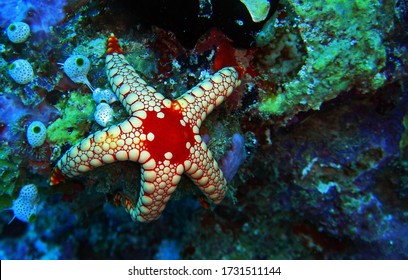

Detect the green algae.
[
  {"left": 0, "top": 142, "right": 22, "bottom": 197},
  {"left": 47, "top": 91, "right": 95, "bottom": 145},
  {"left": 259, "top": 0, "right": 394, "bottom": 116}
]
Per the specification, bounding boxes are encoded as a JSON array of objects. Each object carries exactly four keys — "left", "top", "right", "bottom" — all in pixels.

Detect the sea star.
[{"left": 50, "top": 34, "right": 240, "bottom": 222}]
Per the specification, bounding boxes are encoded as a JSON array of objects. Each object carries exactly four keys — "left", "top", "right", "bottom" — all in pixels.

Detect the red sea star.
[{"left": 50, "top": 34, "right": 240, "bottom": 222}]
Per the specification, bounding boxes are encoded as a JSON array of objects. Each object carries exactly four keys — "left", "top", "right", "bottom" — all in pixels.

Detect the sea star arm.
[
  {"left": 126, "top": 162, "right": 184, "bottom": 222},
  {"left": 184, "top": 135, "right": 227, "bottom": 204},
  {"left": 106, "top": 35, "right": 168, "bottom": 113},
  {"left": 176, "top": 67, "right": 240, "bottom": 126},
  {"left": 50, "top": 121, "right": 143, "bottom": 185}
]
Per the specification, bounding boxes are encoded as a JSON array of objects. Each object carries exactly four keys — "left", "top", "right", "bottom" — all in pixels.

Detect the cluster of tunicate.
[
  {"left": 94, "top": 103, "right": 114, "bottom": 127},
  {"left": 11, "top": 184, "right": 39, "bottom": 223},
  {"left": 6, "top": 22, "right": 30, "bottom": 43},
  {"left": 92, "top": 88, "right": 118, "bottom": 126},
  {"left": 62, "top": 55, "right": 117, "bottom": 127},
  {"left": 26, "top": 121, "right": 47, "bottom": 147},
  {"left": 92, "top": 88, "right": 117, "bottom": 104},
  {"left": 63, "top": 55, "right": 93, "bottom": 91},
  {"left": 8, "top": 59, "right": 34, "bottom": 84}
]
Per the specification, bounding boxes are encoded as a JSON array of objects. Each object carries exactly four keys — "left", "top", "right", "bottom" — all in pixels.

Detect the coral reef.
[
  {"left": 46, "top": 91, "right": 95, "bottom": 145},
  {"left": 257, "top": 0, "right": 394, "bottom": 120}
]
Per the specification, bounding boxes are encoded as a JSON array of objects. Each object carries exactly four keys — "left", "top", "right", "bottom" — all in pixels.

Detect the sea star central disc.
[{"left": 142, "top": 107, "right": 194, "bottom": 164}]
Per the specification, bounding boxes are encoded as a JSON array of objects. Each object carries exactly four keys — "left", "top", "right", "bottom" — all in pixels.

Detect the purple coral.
[
  {"left": 0, "top": 0, "right": 67, "bottom": 33},
  {"left": 0, "top": 94, "right": 58, "bottom": 144},
  {"left": 220, "top": 133, "right": 246, "bottom": 183}
]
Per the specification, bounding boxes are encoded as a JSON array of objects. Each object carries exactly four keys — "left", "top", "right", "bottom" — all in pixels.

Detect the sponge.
[
  {"left": 94, "top": 103, "right": 113, "bottom": 127},
  {"left": 11, "top": 184, "right": 39, "bottom": 223},
  {"left": 92, "top": 88, "right": 118, "bottom": 104},
  {"left": 27, "top": 121, "right": 47, "bottom": 147},
  {"left": 63, "top": 54, "right": 93, "bottom": 89},
  {"left": 8, "top": 59, "right": 34, "bottom": 85},
  {"left": 6, "top": 22, "right": 30, "bottom": 43}
]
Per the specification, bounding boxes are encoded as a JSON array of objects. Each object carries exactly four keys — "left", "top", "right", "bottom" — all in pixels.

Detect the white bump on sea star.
[
  {"left": 129, "top": 117, "right": 143, "bottom": 128},
  {"left": 141, "top": 195, "right": 153, "bottom": 206},
  {"left": 90, "top": 159, "right": 103, "bottom": 167},
  {"left": 116, "top": 139, "right": 125, "bottom": 147},
  {"left": 80, "top": 138, "right": 91, "bottom": 151},
  {"left": 163, "top": 99, "right": 171, "bottom": 108},
  {"left": 108, "top": 126, "right": 121, "bottom": 138},
  {"left": 147, "top": 132, "right": 155, "bottom": 141},
  {"left": 143, "top": 158, "right": 156, "bottom": 169},
  {"left": 142, "top": 182, "right": 155, "bottom": 194},
  {"left": 102, "top": 143, "right": 110, "bottom": 151},
  {"left": 116, "top": 150, "right": 128, "bottom": 161},
  {"left": 69, "top": 147, "right": 78, "bottom": 158},
  {"left": 125, "top": 93, "right": 138, "bottom": 105},
  {"left": 154, "top": 92, "right": 165, "bottom": 100},
  {"left": 189, "top": 163, "right": 198, "bottom": 173},
  {"left": 167, "top": 186, "right": 177, "bottom": 194},
  {"left": 119, "top": 121, "right": 133, "bottom": 133},
  {"left": 106, "top": 54, "right": 113, "bottom": 63},
  {"left": 176, "top": 164, "right": 184, "bottom": 175},
  {"left": 172, "top": 175, "right": 181, "bottom": 185},
  {"left": 183, "top": 94, "right": 195, "bottom": 103},
  {"left": 204, "top": 184, "right": 215, "bottom": 194},
  {"left": 107, "top": 61, "right": 115, "bottom": 69},
  {"left": 78, "top": 165, "right": 90, "bottom": 172},
  {"left": 191, "top": 86, "right": 204, "bottom": 97},
  {"left": 211, "top": 73, "right": 223, "bottom": 83},
  {"left": 102, "top": 154, "right": 115, "bottom": 163},
  {"left": 164, "top": 152, "right": 173, "bottom": 160},
  {"left": 201, "top": 81, "right": 213, "bottom": 90},
  {"left": 193, "top": 126, "right": 199, "bottom": 134},
  {"left": 130, "top": 101, "right": 144, "bottom": 112},
  {"left": 178, "top": 99, "right": 188, "bottom": 109},
  {"left": 139, "top": 205, "right": 150, "bottom": 214},
  {"left": 134, "top": 110, "right": 147, "bottom": 119},
  {"left": 139, "top": 150, "right": 150, "bottom": 163},
  {"left": 216, "top": 95, "right": 225, "bottom": 106},
  {"left": 94, "top": 131, "right": 107, "bottom": 143},
  {"left": 128, "top": 149, "right": 140, "bottom": 161},
  {"left": 113, "top": 75, "right": 124, "bottom": 86},
  {"left": 197, "top": 176, "right": 209, "bottom": 185},
  {"left": 119, "top": 84, "right": 130, "bottom": 95}
]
